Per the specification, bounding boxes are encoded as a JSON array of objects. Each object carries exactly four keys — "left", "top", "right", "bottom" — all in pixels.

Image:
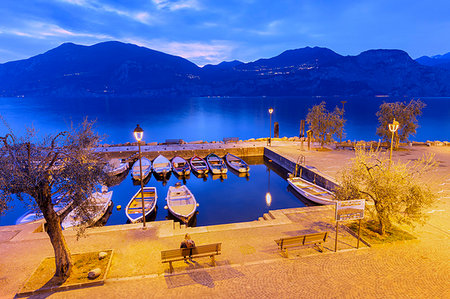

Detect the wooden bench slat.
[{"left": 275, "top": 232, "right": 328, "bottom": 257}]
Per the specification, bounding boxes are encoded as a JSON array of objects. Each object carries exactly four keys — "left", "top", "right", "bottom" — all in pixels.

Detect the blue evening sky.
[{"left": 0, "top": 0, "right": 449, "bottom": 66}]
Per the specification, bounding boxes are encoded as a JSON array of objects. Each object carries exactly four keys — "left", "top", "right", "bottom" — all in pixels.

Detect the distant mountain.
[
  {"left": 1, "top": 41, "right": 450, "bottom": 97},
  {"left": 416, "top": 52, "right": 450, "bottom": 70}
]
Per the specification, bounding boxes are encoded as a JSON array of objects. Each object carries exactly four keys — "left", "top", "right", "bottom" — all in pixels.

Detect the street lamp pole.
[
  {"left": 134, "top": 124, "right": 146, "bottom": 228},
  {"left": 268, "top": 108, "right": 273, "bottom": 146},
  {"left": 388, "top": 118, "right": 399, "bottom": 164}
]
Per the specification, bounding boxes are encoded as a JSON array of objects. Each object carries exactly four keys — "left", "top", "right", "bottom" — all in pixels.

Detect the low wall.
[
  {"left": 98, "top": 144, "right": 264, "bottom": 160},
  {"left": 263, "top": 148, "right": 339, "bottom": 191}
]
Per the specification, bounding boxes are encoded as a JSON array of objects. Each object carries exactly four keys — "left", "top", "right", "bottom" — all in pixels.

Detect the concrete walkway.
[{"left": 1, "top": 144, "right": 449, "bottom": 298}]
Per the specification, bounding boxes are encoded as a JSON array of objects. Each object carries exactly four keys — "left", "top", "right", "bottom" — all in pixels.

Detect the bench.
[
  {"left": 275, "top": 232, "right": 328, "bottom": 257},
  {"left": 165, "top": 139, "right": 184, "bottom": 145},
  {"left": 223, "top": 137, "right": 239, "bottom": 143},
  {"left": 161, "top": 243, "right": 222, "bottom": 273}
]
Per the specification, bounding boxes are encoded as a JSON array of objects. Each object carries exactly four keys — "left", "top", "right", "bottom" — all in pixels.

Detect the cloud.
[
  {"left": 123, "top": 37, "right": 236, "bottom": 65},
  {"left": 152, "top": 0, "right": 202, "bottom": 11},
  {"left": 2, "top": 21, "right": 112, "bottom": 40},
  {"left": 57, "top": 0, "right": 157, "bottom": 25}
]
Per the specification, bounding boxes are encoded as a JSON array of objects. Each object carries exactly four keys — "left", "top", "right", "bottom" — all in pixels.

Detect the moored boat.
[
  {"left": 61, "top": 190, "right": 113, "bottom": 229},
  {"left": 190, "top": 155, "right": 209, "bottom": 175},
  {"left": 172, "top": 156, "right": 191, "bottom": 176},
  {"left": 152, "top": 155, "right": 172, "bottom": 178},
  {"left": 165, "top": 183, "right": 198, "bottom": 224},
  {"left": 15, "top": 198, "right": 73, "bottom": 225},
  {"left": 125, "top": 187, "right": 157, "bottom": 223},
  {"left": 224, "top": 153, "right": 249, "bottom": 173},
  {"left": 287, "top": 177, "right": 336, "bottom": 205},
  {"left": 105, "top": 158, "right": 129, "bottom": 176},
  {"left": 206, "top": 153, "right": 228, "bottom": 174},
  {"left": 132, "top": 157, "right": 152, "bottom": 181}
]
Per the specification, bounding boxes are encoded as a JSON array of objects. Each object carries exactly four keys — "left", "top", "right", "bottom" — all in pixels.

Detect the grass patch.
[
  {"left": 346, "top": 220, "right": 416, "bottom": 244},
  {"left": 19, "top": 250, "right": 112, "bottom": 296}
]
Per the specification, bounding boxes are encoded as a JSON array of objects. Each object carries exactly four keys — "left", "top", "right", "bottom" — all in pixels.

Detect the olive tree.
[
  {"left": 0, "top": 119, "right": 106, "bottom": 281},
  {"left": 335, "top": 146, "right": 436, "bottom": 235},
  {"left": 306, "top": 101, "right": 345, "bottom": 148},
  {"left": 376, "top": 99, "right": 425, "bottom": 146}
]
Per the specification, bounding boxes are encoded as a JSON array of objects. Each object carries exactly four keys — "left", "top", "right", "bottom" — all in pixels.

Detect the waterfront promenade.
[{"left": 0, "top": 142, "right": 449, "bottom": 298}]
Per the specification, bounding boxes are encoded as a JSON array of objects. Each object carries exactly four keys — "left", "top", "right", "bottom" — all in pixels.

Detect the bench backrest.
[
  {"left": 275, "top": 232, "right": 328, "bottom": 249},
  {"left": 161, "top": 243, "right": 222, "bottom": 260}
]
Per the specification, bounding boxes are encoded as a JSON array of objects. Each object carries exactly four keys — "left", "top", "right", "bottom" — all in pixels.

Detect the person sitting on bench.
[{"left": 180, "top": 233, "right": 195, "bottom": 249}]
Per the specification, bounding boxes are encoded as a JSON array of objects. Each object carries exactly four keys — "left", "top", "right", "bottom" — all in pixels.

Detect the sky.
[{"left": 0, "top": 0, "right": 449, "bottom": 66}]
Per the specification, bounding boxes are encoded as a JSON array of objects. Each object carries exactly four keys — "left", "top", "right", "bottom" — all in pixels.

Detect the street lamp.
[
  {"left": 268, "top": 108, "right": 274, "bottom": 146},
  {"left": 133, "top": 124, "right": 146, "bottom": 228},
  {"left": 388, "top": 118, "right": 400, "bottom": 163}
]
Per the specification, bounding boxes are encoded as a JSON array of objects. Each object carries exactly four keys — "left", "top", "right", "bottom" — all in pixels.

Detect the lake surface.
[
  {"left": 1, "top": 96, "right": 449, "bottom": 143},
  {"left": 0, "top": 157, "right": 310, "bottom": 227}
]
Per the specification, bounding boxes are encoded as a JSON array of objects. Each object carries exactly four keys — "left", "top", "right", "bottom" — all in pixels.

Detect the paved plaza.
[{"left": 0, "top": 144, "right": 449, "bottom": 298}]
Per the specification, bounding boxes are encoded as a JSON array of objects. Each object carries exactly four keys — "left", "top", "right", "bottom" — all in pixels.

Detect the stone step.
[
  {"left": 263, "top": 213, "right": 274, "bottom": 220},
  {"left": 258, "top": 217, "right": 265, "bottom": 221}
]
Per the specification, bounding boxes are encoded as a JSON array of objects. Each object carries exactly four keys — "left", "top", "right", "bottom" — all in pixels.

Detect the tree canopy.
[
  {"left": 335, "top": 146, "right": 436, "bottom": 235},
  {"left": 306, "top": 101, "right": 345, "bottom": 147},
  {"left": 376, "top": 99, "right": 425, "bottom": 144},
  {"left": 0, "top": 119, "right": 107, "bottom": 281}
]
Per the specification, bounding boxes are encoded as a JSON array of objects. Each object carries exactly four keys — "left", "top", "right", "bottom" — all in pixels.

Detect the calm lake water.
[
  {"left": 0, "top": 95, "right": 449, "bottom": 226},
  {"left": 1, "top": 96, "right": 449, "bottom": 143},
  {"left": 0, "top": 157, "right": 309, "bottom": 226}
]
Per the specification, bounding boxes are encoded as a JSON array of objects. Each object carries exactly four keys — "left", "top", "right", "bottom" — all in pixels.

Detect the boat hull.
[
  {"left": 132, "top": 157, "right": 152, "bottom": 181},
  {"left": 126, "top": 187, "right": 157, "bottom": 223},
  {"left": 166, "top": 184, "right": 197, "bottom": 224},
  {"left": 287, "top": 177, "right": 336, "bottom": 205},
  {"left": 225, "top": 153, "right": 249, "bottom": 173}
]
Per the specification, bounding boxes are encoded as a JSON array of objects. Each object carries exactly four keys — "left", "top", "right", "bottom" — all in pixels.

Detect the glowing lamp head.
[
  {"left": 388, "top": 119, "right": 400, "bottom": 133},
  {"left": 265, "top": 192, "right": 272, "bottom": 207},
  {"left": 268, "top": 108, "right": 273, "bottom": 114},
  {"left": 133, "top": 124, "right": 144, "bottom": 141}
]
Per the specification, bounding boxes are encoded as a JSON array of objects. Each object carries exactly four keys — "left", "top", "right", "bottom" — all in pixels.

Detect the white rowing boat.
[
  {"left": 125, "top": 187, "right": 157, "bottom": 223},
  {"left": 152, "top": 154, "right": 172, "bottom": 178},
  {"left": 61, "top": 190, "right": 113, "bottom": 229},
  {"left": 287, "top": 177, "right": 337, "bottom": 205},
  {"left": 132, "top": 157, "right": 152, "bottom": 181},
  {"left": 224, "top": 153, "right": 249, "bottom": 173},
  {"left": 165, "top": 183, "right": 198, "bottom": 224}
]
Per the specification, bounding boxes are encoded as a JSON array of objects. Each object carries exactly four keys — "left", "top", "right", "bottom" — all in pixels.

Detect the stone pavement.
[{"left": 0, "top": 144, "right": 449, "bottom": 298}]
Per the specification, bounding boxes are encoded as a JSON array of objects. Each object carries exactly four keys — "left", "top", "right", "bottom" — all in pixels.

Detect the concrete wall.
[{"left": 99, "top": 145, "right": 264, "bottom": 161}]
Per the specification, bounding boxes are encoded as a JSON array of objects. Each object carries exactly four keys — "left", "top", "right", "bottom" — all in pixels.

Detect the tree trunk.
[
  {"left": 378, "top": 218, "right": 386, "bottom": 236},
  {"left": 37, "top": 190, "right": 72, "bottom": 281}
]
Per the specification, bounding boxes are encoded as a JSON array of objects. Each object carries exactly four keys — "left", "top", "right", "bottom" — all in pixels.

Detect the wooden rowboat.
[
  {"left": 287, "top": 177, "right": 336, "bottom": 205},
  {"left": 125, "top": 187, "right": 157, "bottom": 223},
  {"left": 172, "top": 156, "right": 191, "bottom": 176},
  {"left": 61, "top": 190, "right": 113, "bottom": 229},
  {"left": 224, "top": 153, "right": 249, "bottom": 173},
  {"left": 105, "top": 158, "right": 129, "bottom": 176},
  {"left": 206, "top": 153, "right": 228, "bottom": 175},
  {"left": 132, "top": 157, "right": 152, "bottom": 181},
  {"left": 190, "top": 155, "right": 209, "bottom": 175},
  {"left": 165, "top": 183, "right": 198, "bottom": 224},
  {"left": 152, "top": 155, "right": 172, "bottom": 178}
]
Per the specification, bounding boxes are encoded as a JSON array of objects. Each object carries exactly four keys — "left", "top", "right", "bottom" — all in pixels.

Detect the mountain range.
[{"left": 1, "top": 41, "right": 449, "bottom": 97}]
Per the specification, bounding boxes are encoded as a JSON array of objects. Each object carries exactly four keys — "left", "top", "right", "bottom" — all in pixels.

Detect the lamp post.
[
  {"left": 268, "top": 108, "right": 274, "bottom": 146},
  {"left": 133, "top": 124, "right": 146, "bottom": 228},
  {"left": 388, "top": 118, "right": 400, "bottom": 163}
]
